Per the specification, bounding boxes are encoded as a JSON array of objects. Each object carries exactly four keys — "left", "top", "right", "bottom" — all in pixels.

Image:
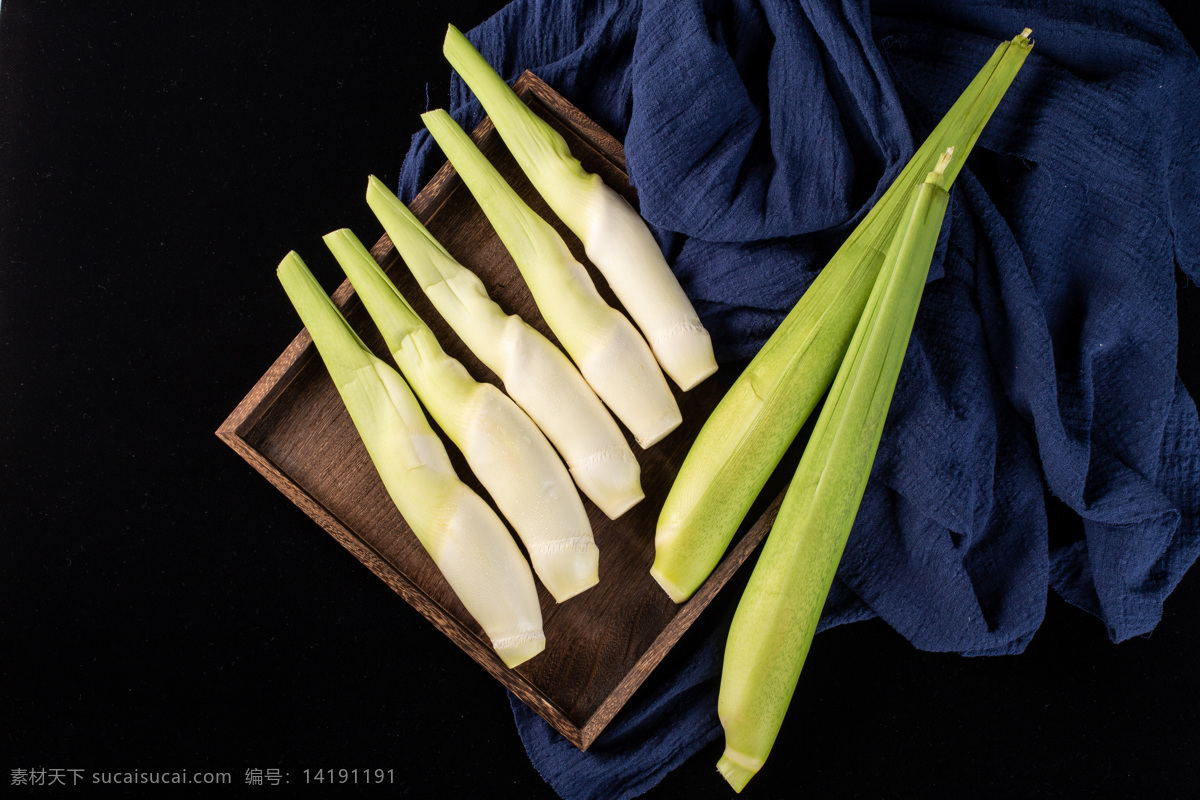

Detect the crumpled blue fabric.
[{"left": 398, "top": 1, "right": 1200, "bottom": 797}]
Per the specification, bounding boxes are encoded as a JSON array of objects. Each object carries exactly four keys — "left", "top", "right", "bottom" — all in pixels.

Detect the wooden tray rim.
[{"left": 215, "top": 71, "right": 776, "bottom": 750}]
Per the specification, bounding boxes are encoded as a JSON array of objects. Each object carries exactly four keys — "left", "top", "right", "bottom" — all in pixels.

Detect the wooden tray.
[{"left": 216, "top": 72, "right": 778, "bottom": 750}]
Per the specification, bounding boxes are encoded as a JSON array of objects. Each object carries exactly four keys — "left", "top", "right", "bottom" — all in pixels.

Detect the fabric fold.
[{"left": 399, "top": 1, "right": 1200, "bottom": 797}]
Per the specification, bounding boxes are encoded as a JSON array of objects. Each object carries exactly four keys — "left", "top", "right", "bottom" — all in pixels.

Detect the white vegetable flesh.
[
  {"left": 420, "top": 109, "right": 682, "bottom": 449},
  {"left": 276, "top": 251, "right": 544, "bottom": 666},
  {"left": 443, "top": 24, "right": 718, "bottom": 391},
  {"left": 365, "top": 176, "right": 643, "bottom": 519},
  {"left": 323, "top": 229, "right": 600, "bottom": 602}
]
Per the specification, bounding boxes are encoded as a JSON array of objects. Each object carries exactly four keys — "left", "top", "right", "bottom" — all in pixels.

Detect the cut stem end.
[
  {"left": 716, "top": 749, "right": 762, "bottom": 793},
  {"left": 593, "top": 486, "right": 644, "bottom": 521},
  {"left": 492, "top": 630, "right": 546, "bottom": 669},
  {"left": 649, "top": 564, "right": 693, "bottom": 604}
]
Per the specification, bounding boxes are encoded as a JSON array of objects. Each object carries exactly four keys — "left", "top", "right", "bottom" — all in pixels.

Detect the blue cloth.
[{"left": 399, "top": 1, "right": 1200, "bottom": 797}]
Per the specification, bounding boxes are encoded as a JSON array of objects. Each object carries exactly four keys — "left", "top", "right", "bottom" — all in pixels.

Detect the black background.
[{"left": 4, "top": 2, "right": 1198, "bottom": 797}]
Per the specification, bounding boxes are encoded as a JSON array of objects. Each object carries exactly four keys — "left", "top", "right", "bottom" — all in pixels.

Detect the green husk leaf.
[
  {"left": 652, "top": 29, "right": 1033, "bottom": 603},
  {"left": 716, "top": 150, "right": 955, "bottom": 792}
]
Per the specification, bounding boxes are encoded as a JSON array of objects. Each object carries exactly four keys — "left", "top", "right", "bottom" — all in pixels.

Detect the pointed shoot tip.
[
  {"left": 924, "top": 146, "right": 955, "bottom": 188},
  {"left": 935, "top": 146, "right": 954, "bottom": 175},
  {"left": 444, "top": 23, "right": 471, "bottom": 55},
  {"left": 321, "top": 227, "right": 353, "bottom": 243},
  {"left": 277, "top": 250, "right": 304, "bottom": 274},
  {"left": 421, "top": 108, "right": 450, "bottom": 125},
  {"left": 366, "top": 175, "right": 401, "bottom": 209}
]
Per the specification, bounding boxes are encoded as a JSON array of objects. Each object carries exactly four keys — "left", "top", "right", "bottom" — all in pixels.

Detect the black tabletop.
[{"left": 4, "top": 2, "right": 1198, "bottom": 798}]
